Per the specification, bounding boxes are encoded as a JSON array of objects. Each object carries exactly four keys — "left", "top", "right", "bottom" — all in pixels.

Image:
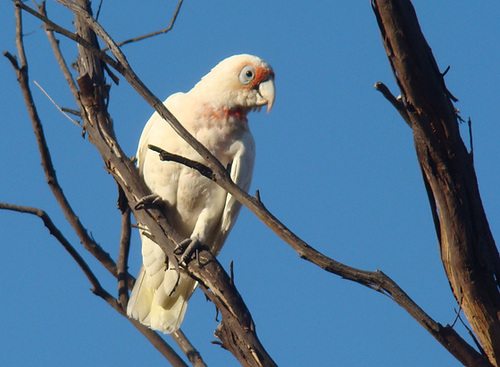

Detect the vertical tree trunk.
[{"left": 372, "top": 1, "right": 500, "bottom": 365}]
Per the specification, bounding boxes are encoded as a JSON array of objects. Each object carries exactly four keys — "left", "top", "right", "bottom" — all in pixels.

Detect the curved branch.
[
  {"left": 112, "top": 0, "right": 183, "bottom": 49},
  {"left": 0, "top": 202, "right": 189, "bottom": 367},
  {"left": 0, "top": 203, "right": 104, "bottom": 292}
]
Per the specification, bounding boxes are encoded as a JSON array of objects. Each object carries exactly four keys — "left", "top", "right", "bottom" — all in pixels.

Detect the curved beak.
[{"left": 257, "top": 78, "right": 276, "bottom": 113}]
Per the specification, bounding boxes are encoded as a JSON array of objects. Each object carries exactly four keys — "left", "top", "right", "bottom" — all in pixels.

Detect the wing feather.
[{"left": 211, "top": 131, "right": 255, "bottom": 256}]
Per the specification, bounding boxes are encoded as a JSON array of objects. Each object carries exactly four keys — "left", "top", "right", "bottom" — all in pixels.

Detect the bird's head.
[{"left": 192, "top": 54, "right": 275, "bottom": 115}]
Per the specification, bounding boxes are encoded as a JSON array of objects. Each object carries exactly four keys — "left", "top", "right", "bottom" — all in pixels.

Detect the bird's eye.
[{"left": 239, "top": 65, "right": 256, "bottom": 85}]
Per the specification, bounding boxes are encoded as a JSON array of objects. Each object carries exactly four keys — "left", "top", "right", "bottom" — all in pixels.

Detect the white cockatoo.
[{"left": 127, "top": 54, "right": 275, "bottom": 333}]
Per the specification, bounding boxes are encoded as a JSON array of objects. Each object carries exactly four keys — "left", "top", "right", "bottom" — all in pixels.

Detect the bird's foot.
[
  {"left": 174, "top": 238, "right": 202, "bottom": 265},
  {"left": 135, "top": 194, "right": 163, "bottom": 210}
]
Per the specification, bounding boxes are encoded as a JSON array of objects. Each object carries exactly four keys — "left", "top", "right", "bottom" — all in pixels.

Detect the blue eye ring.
[{"left": 239, "top": 65, "right": 256, "bottom": 85}]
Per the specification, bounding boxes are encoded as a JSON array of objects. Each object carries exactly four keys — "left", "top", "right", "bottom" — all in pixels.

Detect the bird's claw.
[
  {"left": 175, "top": 238, "right": 202, "bottom": 265},
  {"left": 135, "top": 194, "right": 163, "bottom": 210}
]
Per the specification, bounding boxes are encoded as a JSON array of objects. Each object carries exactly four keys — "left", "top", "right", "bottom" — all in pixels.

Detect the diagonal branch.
[
  {"left": 146, "top": 142, "right": 488, "bottom": 366},
  {"left": 171, "top": 330, "right": 207, "bottom": 367},
  {"left": 0, "top": 202, "right": 189, "bottom": 367},
  {"left": 37, "top": 0, "right": 81, "bottom": 107},
  {"left": 112, "top": 0, "right": 183, "bottom": 49},
  {"left": 0, "top": 202, "right": 105, "bottom": 293}
]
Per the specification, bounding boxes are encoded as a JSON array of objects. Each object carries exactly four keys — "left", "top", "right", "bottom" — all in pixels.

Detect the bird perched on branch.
[{"left": 127, "top": 54, "right": 275, "bottom": 333}]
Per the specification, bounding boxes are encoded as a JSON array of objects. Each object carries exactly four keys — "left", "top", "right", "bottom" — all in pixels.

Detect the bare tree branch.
[
  {"left": 33, "top": 79, "right": 81, "bottom": 127},
  {"left": 374, "top": 81, "right": 412, "bottom": 127},
  {"left": 117, "top": 199, "right": 132, "bottom": 307},
  {"left": 37, "top": 0, "right": 81, "bottom": 106},
  {"left": 145, "top": 138, "right": 489, "bottom": 367},
  {"left": 0, "top": 201, "right": 190, "bottom": 367},
  {"left": 171, "top": 330, "right": 207, "bottom": 367},
  {"left": 149, "top": 144, "right": 215, "bottom": 180},
  {"left": 112, "top": 0, "right": 183, "bottom": 49},
  {"left": 0, "top": 202, "right": 105, "bottom": 293}
]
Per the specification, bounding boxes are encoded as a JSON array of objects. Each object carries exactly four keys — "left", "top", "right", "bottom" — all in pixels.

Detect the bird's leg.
[
  {"left": 134, "top": 194, "right": 163, "bottom": 210},
  {"left": 174, "top": 238, "right": 202, "bottom": 265}
]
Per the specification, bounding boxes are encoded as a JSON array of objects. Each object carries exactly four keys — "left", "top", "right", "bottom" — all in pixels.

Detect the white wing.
[{"left": 211, "top": 131, "right": 255, "bottom": 256}]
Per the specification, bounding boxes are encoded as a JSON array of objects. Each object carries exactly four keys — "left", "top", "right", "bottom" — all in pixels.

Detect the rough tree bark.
[{"left": 372, "top": 1, "right": 500, "bottom": 366}]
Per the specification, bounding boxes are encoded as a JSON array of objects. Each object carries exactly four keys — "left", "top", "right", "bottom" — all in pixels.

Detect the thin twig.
[
  {"left": 95, "top": 0, "right": 104, "bottom": 20},
  {"left": 33, "top": 80, "right": 82, "bottom": 127},
  {"left": 111, "top": 0, "right": 183, "bottom": 49},
  {"left": 14, "top": 1, "right": 27, "bottom": 67},
  {"left": 14, "top": 1, "right": 121, "bottom": 71},
  {"left": 61, "top": 107, "right": 81, "bottom": 116},
  {"left": 456, "top": 311, "right": 486, "bottom": 357},
  {"left": 38, "top": 0, "right": 82, "bottom": 104}
]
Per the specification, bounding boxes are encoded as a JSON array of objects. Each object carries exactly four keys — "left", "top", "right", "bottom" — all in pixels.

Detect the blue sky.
[{"left": 1, "top": 1, "right": 499, "bottom": 366}]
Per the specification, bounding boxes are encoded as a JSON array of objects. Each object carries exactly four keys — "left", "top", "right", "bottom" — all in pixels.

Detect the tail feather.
[
  {"left": 127, "top": 266, "right": 198, "bottom": 333},
  {"left": 127, "top": 266, "right": 154, "bottom": 323}
]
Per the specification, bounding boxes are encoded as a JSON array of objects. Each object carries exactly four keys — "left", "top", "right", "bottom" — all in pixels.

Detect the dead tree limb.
[
  {"left": 372, "top": 0, "right": 500, "bottom": 366},
  {"left": 112, "top": 0, "right": 183, "bottom": 48},
  {"left": 0, "top": 203, "right": 105, "bottom": 293},
  {"left": 0, "top": 202, "right": 189, "bottom": 367},
  {"left": 171, "top": 330, "right": 207, "bottom": 367}
]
